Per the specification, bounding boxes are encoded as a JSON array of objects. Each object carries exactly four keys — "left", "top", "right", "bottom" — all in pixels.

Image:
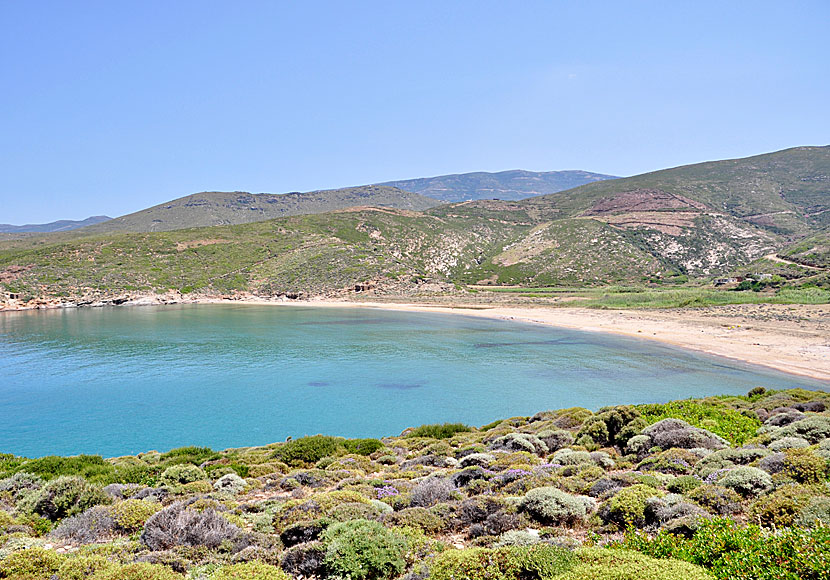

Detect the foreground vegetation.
[{"left": 2, "top": 388, "right": 830, "bottom": 579}]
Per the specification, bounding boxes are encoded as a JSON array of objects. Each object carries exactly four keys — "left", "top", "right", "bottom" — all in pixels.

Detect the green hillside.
[
  {"left": 80, "top": 186, "right": 440, "bottom": 234},
  {"left": 1, "top": 147, "right": 829, "bottom": 305}
]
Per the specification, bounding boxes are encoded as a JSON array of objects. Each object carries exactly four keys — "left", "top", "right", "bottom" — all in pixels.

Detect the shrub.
[
  {"left": 406, "top": 423, "right": 472, "bottom": 439},
  {"left": 382, "top": 507, "right": 445, "bottom": 533},
  {"left": 430, "top": 545, "right": 576, "bottom": 580},
  {"left": 0, "top": 546, "right": 63, "bottom": 578},
  {"left": 638, "top": 449, "right": 699, "bottom": 475},
  {"left": 343, "top": 438, "right": 384, "bottom": 456},
  {"left": 748, "top": 484, "right": 814, "bottom": 527},
  {"left": 667, "top": 475, "right": 702, "bottom": 494},
  {"left": 717, "top": 467, "right": 773, "bottom": 497},
  {"left": 91, "top": 562, "right": 184, "bottom": 579},
  {"left": 140, "top": 502, "right": 241, "bottom": 551},
  {"left": 211, "top": 561, "right": 290, "bottom": 579},
  {"left": 321, "top": 519, "right": 408, "bottom": 580},
  {"left": 410, "top": 477, "right": 454, "bottom": 507},
  {"left": 767, "top": 436, "right": 810, "bottom": 451},
  {"left": 159, "top": 446, "right": 219, "bottom": 465},
  {"left": 280, "top": 541, "right": 327, "bottom": 578},
  {"left": 0, "top": 472, "right": 43, "bottom": 496},
  {"left": 8, "top": 455, "right": 117, "bottom": 484},
  {"left": 28, "top": 476, "right": 111, "bottom": 521},
  {"left": 797, "top": 496, "right": 830, "bottom": 527},
  {"left": 773, "top": 416, "right": 830, "bottom": 443},
  {"left": 111, "top": 498, "right": 161, "bottom": 532},
  {"left": 519, "top": 486, "right": 594, "bottom": 526},
  {"left": 272, "top": 436, "right": 344, "bottom": 466},
  {"left": 489, "top": 433, "right": 548, "bottom": 456},
  {"left": 214, "top": 473, "right": 248, "bottom": 494},
  {"left": 688, "top": 485, "right": 742, "bottom": 515},
  {"left": 56, "top": 554, "right": 117, "bottom": 580},
  {"left": 638, "top": 401, "right": 760, "bottom": 445},
  {"left": 557, "top": 547, "right": 714, "bottom": 580},
  {"left": 693, "top": 448, "right": 770, "bottom": 479},
  {"left": 757, "top": 452, "right": 786, "bottom": 475},
  {"left": 618, "top": 517, "right": 830, "bottom": 580},
  {"left": 50, "top": 505, "right": 116, "bottom": 544},
  {"left": 551, "top": 448, "right": 592, "bottom": 466},
  {"left": 537, "top": 430, "right": 575, "bottom": 452},
  {"left": 159, "top": 464, "right": 208, "bottom": 485},
  {"left": 782, "top": 447, "right": 829, "bottom": 484},
  {"left": 642, "top": 419, "right": 728, "bottom": 451},
  {"left": 603, "top": 484, "right": 663, "bottom": 528}
]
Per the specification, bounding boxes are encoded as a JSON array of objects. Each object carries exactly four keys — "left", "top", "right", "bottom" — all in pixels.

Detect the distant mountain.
[
  {"left": 80, "top": 186, "right": 439, "bottom": 233},
  {"left": 0, "top": 215, "right": 111, "bottom": 234},
  {"left": 379, "top": 170, "right": 617, "bottom": 202}
]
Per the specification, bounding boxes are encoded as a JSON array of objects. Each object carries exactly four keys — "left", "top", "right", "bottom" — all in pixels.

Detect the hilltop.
[
  {"left": 379, "top": 169, "right": 617, "bottom": 202},
  {"left": 79, "top": 186, "right": 440, "bottom": 234},
  {"left": 0, "top": 215, "right": 111, "bottom": 234}
]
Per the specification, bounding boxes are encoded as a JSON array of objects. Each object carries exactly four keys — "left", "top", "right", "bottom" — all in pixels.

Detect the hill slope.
[
  {"left": 380, "top": 169, "right": 616, "bottom": 202},
  {"left": 81, "top": 186, "right": 440, "bottom": 233},
  {"left": 0, "top": 215, "right": 111, "bottom": 233}
]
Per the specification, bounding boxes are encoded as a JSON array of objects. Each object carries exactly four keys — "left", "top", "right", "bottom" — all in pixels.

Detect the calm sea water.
[{"left": 0, "top": 304, "right": 826, "bottom": 458}]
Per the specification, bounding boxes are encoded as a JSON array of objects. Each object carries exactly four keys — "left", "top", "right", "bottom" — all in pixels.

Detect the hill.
[
  {"left": 80, "top": 186, "right": 440, "bottom": 234},
  {"left": 379, "top": 169, "right": 617, "bottom": 202},
  {"left": 1, "top": 146, "right": 829, "bottom": 304},
  {"left": 0, "top": 215, "right": 111, "bottom": 233}
]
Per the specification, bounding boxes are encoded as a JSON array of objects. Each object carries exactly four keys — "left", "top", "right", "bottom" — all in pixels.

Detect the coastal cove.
[{"left": 1, "top": 304, "right": 826, "bottom": 458}]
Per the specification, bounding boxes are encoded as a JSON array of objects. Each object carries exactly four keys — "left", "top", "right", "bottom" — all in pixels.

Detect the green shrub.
[
  {"left": 693, "top": 448, "right": 770, "bottom": 479},
  {"left": 0, "top": 546, "right": 63, "bottom": 579},
  {"left": 110, "top": 499, "right": 161, "bottom": 532},
  {"left": 604, "top": 485, "right": 663, "bottom": 528},
  {"left": 667, "top": 476, "right": 702, "bottom": 494},
  {"left": 273, "top": 436, "right": 345, "bottom": 466},
  {"left": 748, "top": 484, "right": 814, "bottom": 527},
  {"left": 716, "top": 467, "right": 772, "bottom": 497},
  {"left": 773, "top": 416, "right": 830, "bottom": 443},
  {"left": 688, "top": 485, "right": 742, "bottom": 515},
  {"left": 8, "top": 455, "right": 118, "bottom": 484},
  {"left": 90, "top": 562, "right": 183, "bottom": 579},
  {"left": 321, "top": 519, "right": 408, "bottom": 580},
  {"left": 210, "top": 561, "right": 290, "bottom": 579},
  {"left": 27, "top": 476, "right": 111, "bottom": 521},
  {"left": 159, "top": 446, "right": 219, "bottom": 465},
  {"left": 343, "top": 438, "right": 384, "bottom": 456},
  {"left": 557, "top": 547, "right": 714, "bottom": 580},
  {"left": 382, "top": 507, "right": 445, "bottom": 533},
  {"left": 159, "top": 464, "right": 208, "bottom": 485},
  {"left": 618, "top": 517, "right": 830, "bottom": 580},
  {"left": 638, "top": 449, "right": 700, "bottom": 475},
  {"left": 430, "top": 544, "right": 576, "bottom": 580},
  {"left": 519, "top": 486, "right": 594, "bottom": 526},
  {"left": 406, "top": 423, "right": 472, "bottom": 439},
  {"left": 637, "top": 401, "right": 761, "bottom": 445},
  {"left": 55, "top": 554, "right": 117, "bottom": 580},
  {"left": 782, "top": 448, "right": 829, "bottom": 484},
  {"left": 797, "top": 496, "right": 830, "bottom": 527}
]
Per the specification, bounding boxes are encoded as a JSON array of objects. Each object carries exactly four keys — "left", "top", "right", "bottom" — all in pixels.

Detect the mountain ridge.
[{"left": 0, "top": 215, "right": 112, "bottom": 234}]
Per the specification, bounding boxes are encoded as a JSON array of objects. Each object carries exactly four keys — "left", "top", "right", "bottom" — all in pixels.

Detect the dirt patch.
[
  {"left": 583, "top": 189, "right": 709, "bottom": 215},
  {"left": 0, "top": 264, "right": 32, "bottom": 283},
  {"left": 597, "top": 211, "right": 700, "bottom": 235}
]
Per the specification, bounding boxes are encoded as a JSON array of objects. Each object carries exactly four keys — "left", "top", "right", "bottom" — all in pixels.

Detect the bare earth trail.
[{"left": 763, "top": 253, "right": 827, "bottom": 271}]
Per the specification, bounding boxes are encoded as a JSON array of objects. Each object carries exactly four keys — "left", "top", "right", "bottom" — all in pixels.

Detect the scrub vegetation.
[{"left": 1, "top": 388, "right": 829, "bottom": 579}]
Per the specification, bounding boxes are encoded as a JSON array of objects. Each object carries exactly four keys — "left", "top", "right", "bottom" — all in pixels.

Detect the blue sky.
[{"left": 1, "top": 1, "right": 828, "bottom": 224}]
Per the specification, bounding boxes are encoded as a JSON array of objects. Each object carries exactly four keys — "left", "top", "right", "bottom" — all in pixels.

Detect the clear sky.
[{"left": 1, "top": 1, "right": 828, "bottom": 224}]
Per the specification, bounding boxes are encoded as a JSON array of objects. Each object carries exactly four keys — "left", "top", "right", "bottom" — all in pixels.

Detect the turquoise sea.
[{"left": 0, "top": 304, "right": 826, "bottom": 458}]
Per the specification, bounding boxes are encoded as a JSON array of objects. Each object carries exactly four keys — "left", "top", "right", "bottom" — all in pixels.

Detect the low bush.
[
  {"left": 159, "top": 446, "right": 219, "bottom": 465},
  {"left": 489, "top": 433, "right": 548, "bottom": 456},
  {"left": 343, "top": 438, "right": 384, "bottom": 456},
  {"left": 159, "top": 464, "right": 208, "bottom": 486},
  {"left": 748, "top": 484, "right": 814, "bottom": 527},
  {"left": 693, "top": 448, "right": 770, "bottom": 479},
  {"left": 0, "top": 546, "right": 63, "bottom": 579},
  {"left": 638, "top": 401, "right": 760, "bottom": 445},
  {"left": 111, "top": 498, "right": 161, "bottom": 532},
  {"left": 382, "top": 507, "right": 445, "bottom": 533},
  {"left": 27, "top": 476, "right": 112, "bottom": 521},
  {"left": 667, "top": 475, "right": 702, "bottom": 494},
  {"left": 214, "top": 473, "right": 248, "bottom": 494},
  {"left": 537, "top": 430, "right": 575, "bottom": 452},
  {"left": 602, "top": 484, "right": 664, "bottom": 528},
  {"left": 280, "top": 541, "right": 327, "bottom": 578},
  {"left": 716, "top": 467, "right": 773, "bottom": 497},
  {"left": 642, "top": 419, "right": 728, "bottom": 451},
  {"left": 272, "top": 436, "right": 344, "bottom": 466},
  {"left": 410, "top": 476, "right": 455, "bottom": 507},
  {"left": 430, "top": 544, "right": 576, "bottom": 580},
  {"left": 55, "top": 554, "right": 117, "bottom": 580},
  {"left": 557, "top": 547, "right": 714, "bottom": 580},
  {"left": 140, "top": 502, "right": 241, "bottom": 551},
  {"left": 782, "top": 447, "right": 829, "bottom": 484},
  {"left": 91, "top": 562, "right": 184, "bottom": 579},
  {"left": 50, "top": 505, "right": 116, "bottom": 543},
  {"left": 6, "top": 455, "right": 117, "bottom": 484},
  {"left": 321, "top": 519, "right": 408, "bottom": 580},
  {"left": 618, "top": 517, "right": 830, "bottom": 580},
  {"left": 211, "top": 561, "right": 290, "bottom": 579},
  {"left": 797, "top": 496, "right": 830, "bottom": 527},
  {"left": 519, "top": 486, "right": 593, "bottom": 526},
  {"left": 773, "top": 416, "right": 830, "bottom": 443},
  {"left": 688, "top": 485, "right": 742, "bottom": 515},
  {"left": 406, "top": 423, "right": 472, "bottom": 439}
]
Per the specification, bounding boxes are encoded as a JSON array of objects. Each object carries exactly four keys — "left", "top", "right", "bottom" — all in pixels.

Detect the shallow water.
[{"left": 0, "top": 304, "right": 826, "bottom": 457}]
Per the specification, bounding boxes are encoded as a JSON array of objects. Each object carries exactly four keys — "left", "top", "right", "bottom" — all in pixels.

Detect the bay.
[{"left": 0, "top": 304, "right": 826, "bottom": 457}]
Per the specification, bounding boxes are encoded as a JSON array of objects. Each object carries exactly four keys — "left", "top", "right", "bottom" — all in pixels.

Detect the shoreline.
[{"left": 3, "top": 294, "right": 829, "bottom": 383}]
